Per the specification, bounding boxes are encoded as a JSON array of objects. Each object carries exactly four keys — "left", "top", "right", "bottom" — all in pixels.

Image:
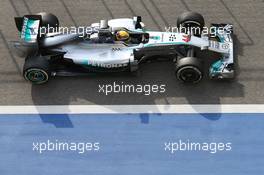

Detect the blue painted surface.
[{"left": 0, "top": 113, "right": 263, "bottom": 175}]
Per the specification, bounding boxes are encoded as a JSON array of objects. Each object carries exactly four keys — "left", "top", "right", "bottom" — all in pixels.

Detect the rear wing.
[
  {"left": 10, "top": 15, "right": 41, "bottom": 57},
  {"left": 14, "top": 15, "right": 41, "bottom": 43}
]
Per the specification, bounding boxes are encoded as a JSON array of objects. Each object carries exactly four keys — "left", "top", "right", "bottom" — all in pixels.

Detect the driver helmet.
[{"left": 116, "top": 30, "right": 130, "bottom": 41}]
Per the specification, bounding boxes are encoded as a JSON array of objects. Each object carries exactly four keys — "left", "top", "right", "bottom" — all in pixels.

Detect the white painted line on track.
[{"left": 0, "top": 105, "right": 264, "bottom": 114}]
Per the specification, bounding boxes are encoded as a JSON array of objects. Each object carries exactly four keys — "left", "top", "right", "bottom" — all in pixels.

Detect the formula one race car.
[{"left": 11, "top": 11, "right": 234, "bottom": 84}]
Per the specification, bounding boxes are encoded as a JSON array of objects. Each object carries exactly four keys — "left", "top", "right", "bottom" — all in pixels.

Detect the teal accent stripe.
[{"left": 144, "top": 42, "right": 188, "bottom": 47}]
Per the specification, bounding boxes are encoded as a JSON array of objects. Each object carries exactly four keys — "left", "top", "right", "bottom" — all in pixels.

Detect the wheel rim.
[
  {"left": 181, "top": 21, "right": 202, "bottom": 35},
  {"left": 25, "top": 68, "right": 48, "bottom": 84},
  {"left": 177, "top": 66, "right": 202, "bottom": 83}
]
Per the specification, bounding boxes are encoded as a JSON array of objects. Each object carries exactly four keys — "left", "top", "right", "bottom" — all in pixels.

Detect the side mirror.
[
  {"left": 135, "top": 16, "right": 142, "bottom": 29},
  {"left": 140, "top": 22, "right": 145, "bottom": 29},
  {"left": 100, "top": 20, "right": 108, "bottom": 29}
]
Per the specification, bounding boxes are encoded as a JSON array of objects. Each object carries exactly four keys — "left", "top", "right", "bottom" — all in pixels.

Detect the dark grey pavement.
[{"left": 0, "top": 0, "right": 263, "bottom": 105}]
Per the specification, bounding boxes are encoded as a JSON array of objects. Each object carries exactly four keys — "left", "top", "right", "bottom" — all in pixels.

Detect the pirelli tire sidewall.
[
  {"left": 175, "top": 57, "right": 203, "bottom": 84},
  {"left": 23, "top": 56, "right": 50, "bottom": 84}
]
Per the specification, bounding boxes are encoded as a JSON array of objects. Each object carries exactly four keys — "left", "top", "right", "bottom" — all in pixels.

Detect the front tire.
[
  {"left": 175, "top": 57, "right": 203, "bottom": 83},
  {"left": 177, "top": 11, "right": 205, "bottom": 36},
  {"left": 23, "top": 56, "right": 50, "bottom": 84}
]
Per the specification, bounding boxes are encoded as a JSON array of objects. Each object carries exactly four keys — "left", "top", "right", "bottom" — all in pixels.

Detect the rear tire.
[
  {"left": 175, "top": 57, "right": 203, "bottom": 83},
  {"left": 23, "top": 56, "right": 50, "bottom": 84},
  {"left": 36, "top": 12, "right": 59, "bottom": 35},
  {"left": 37, "top": 12, "right": 59, "bottom": 28}
]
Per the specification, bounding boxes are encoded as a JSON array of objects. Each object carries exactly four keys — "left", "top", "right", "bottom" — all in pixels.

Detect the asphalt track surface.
[
  {"left": 0, "top": 114, "right": 264, "bottom": 174},
  {"left": 0, "top": 0, "right": 264, "bottom": 105}
]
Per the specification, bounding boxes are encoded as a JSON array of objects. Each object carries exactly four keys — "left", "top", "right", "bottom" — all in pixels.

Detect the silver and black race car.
[{"left": 11, "top": 11, "right": 234, "bottom": 84}]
